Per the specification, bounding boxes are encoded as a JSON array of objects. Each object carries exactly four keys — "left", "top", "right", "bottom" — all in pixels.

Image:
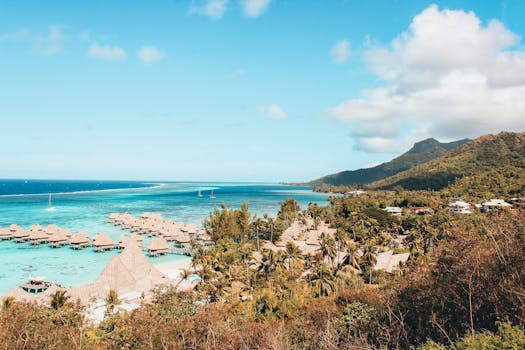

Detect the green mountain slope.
[
  {"left": 367, "top": 131, "right": 525, "bottom": 191},
  {"left": 309, "top": 138, "right": 470, "bottom": 186}
]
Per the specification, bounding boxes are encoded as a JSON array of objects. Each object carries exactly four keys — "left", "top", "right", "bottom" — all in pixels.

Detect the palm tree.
[
  {"left": 2, "top": 296, "right": 14, "bottom": 311},
  {"left": 284, "top": 241, "right": 303, "bottom": 277},
  {"left": 340, "top": 241, "right": 361, "bottom": 272},
  {"left": 307, "top": 262, "right": 335, "bottom": 297},
  {"left": 258, "top": 249, "right": 277, "bottom": 281},
  {"left": 319, "top": 232, "right": 337, "bottom": 267},
  {"left": 50, "top": 290, "right": 69, "bottom": 310},
  {"left": 361, "top": 245, "right": 378, "bottom": 284},
  {"left": 105, "top": 289, "right": 120, "bottom": 312},
  {"left": 178, "top": 268, "right": 192, "bottom": 288}
]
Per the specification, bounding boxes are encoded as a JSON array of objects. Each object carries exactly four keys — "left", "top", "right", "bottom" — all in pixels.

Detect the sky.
[{"left": 1, "top": 0, "right": 524, "bottom": 182}]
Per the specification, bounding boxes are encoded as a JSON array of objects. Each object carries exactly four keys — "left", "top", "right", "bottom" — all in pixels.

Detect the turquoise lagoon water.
[{"left": 0, "top": 181, "right": 329, "bottom": 295}]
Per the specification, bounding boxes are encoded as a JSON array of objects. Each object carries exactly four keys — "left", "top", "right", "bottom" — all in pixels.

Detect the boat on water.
[
  {"left": 197, "top": 190, "right": 203, "bottom": 198},
  {"left": 210, "top": 190, "right": 216, "bottom": 199},
  {"left": 45, "top": 193, "right": 56, "bottom": 212}
]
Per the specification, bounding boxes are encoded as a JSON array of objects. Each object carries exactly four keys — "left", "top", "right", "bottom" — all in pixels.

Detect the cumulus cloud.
[
  {"left": 137, "top": 46, "right": 165, "bottom": 64},
  {"left": 329, "top": 5, "right": 525, "bottom": 153},
  {"left": 189, "top": 0, "right": 228, "bottom": 20},
  {"left": 258, "top": 104, "right": 287, "bottom": 120},
  {"left": 87, "top": 42, "right": 127, "bottom": 61},
  {"left": 240, "top": 0, "right": 271, "bottom": 18},
  {"left": 0, "top": 25, "right": 66, "bottom": 55},
  {"left": 330, "top": 39, "right": 351, "bottom": 63}
]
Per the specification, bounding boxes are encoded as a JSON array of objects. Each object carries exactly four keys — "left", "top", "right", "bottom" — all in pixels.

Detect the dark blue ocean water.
[{"left": 0, "top": 179, "right": 152, "bottom": 196}]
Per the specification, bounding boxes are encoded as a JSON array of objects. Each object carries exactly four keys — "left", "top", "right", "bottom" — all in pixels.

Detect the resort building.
[
  {"left": 0, "top": 228, "right": 12, "bottom": 240},
  {"left": 448, "top": 199, "right": 472, "bottom": 214},
  {"left": 510, "top": 196, "right": 525, "bottom": 209},
  {"left": 346, "top": 190, "right": 366, "bottom": 197},
  {"left": 482, "top": 199, "right": 513, "bottom": 212},
  {"left": 147, "top": 237, "right": 169, "bottom": 256},
  {"left": 383, "top": 206, "right": 402, "bottom": 216},
  {"left": 70, "top": 231, "right": 90, "bottom": 249},
  {"left": 374, "top": 250, "right": 410, "bottom": 273},
  {"left": 68, "top": 241, "right": 173, "bottom": 305},
  {"left": 48, "top": 230, "right": 69, "bottom": 248},
  {"left": 12, "top": 227, "right": 30, "bottom": 242},
  {"left": 29, "top": 227, "right": 49, "bottom": 245},
  {"left": 92, "top": 232, "right": 116, "bottom": 252}
]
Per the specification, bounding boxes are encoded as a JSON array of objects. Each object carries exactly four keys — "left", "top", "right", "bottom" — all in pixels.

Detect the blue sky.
[{"left": 1, "top": 0, "right": 524, "bottom": 182}]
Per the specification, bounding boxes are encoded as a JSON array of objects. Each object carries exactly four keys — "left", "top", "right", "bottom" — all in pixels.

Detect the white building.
[
  {"left": 449, "top": 200, "right": 472, "bottom": 214},
  {"left": 482, "top": 199, "right": 512, "bottom": 212},
  {"left": 383, "top": 206, "right": 402, "bottom": 216}
]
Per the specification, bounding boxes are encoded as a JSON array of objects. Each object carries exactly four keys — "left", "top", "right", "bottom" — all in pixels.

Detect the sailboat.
[
  {"left": 210, "top": 190, "right": 216, "bottom": 199},
  {"left": 197, "top": 190, "right": 203, "bottom": 198},
  {"left": 45, "top": 193, "right": 56, "bottom": 212}
]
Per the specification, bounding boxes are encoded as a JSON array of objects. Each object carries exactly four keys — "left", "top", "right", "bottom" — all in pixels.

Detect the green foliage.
[
  {"left": 369, "top": 131, "right": 525, "bottom": 191},
  {"left": 310, "top": 137, "right": 469, "bottom": 186},
  {"left": 419, "top": 322, "right": 525, "bottom": 350}
]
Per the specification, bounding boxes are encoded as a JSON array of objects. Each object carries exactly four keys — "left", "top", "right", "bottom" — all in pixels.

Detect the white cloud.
[
  {"left": 240, "top": 0, "right": 271, "bottom": 18},
  {"left": 258, "top": 104, "right": 287, "bottom": 120},
  {"left": 329, "top": 5, "right": 525, "bottom": 153},
  {"left": 0, "top": 25, "right": 66, "bottom": 55},
  {"left": 189, "top": 0, "right": 228, "bottom": 20},
  {"left": 137, "top": 46, "right": 165, "bottom": 64},
  {"left": 87, "top": 42, "right": 127, "bottom": 61},
  {"left": 330, "top": 39, "right": 351, "bottom": 63}
]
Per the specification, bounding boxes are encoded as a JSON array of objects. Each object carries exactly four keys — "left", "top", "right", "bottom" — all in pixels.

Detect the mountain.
[
  {"left": 367, "top": 131, "right": 525, "bottom": 191},
  {"left": 309, "top": 138, "right": 470, "bottom": 186}
]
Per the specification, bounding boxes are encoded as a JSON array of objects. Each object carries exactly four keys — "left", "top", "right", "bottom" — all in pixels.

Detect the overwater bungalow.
[
  {"left": 70, "top": 231, "right": 90, "bottom": 249},
  {"left": 0, "top": 227, "right": 13, "bottom": 240},
  {"left": 92, "top": 232, "right": 115, "bottom": 252},
  {"left": 147, "top": 237, "right": 169, "bottom": 257},
  {"left": 49, "top": 230, "right": 69, "bottom": 248},
  {"left": 12, "top": 227, "right": 30, "bottom": 243},
  {"left": 29, "top": 228, "right": 49, "bottom": 245}
]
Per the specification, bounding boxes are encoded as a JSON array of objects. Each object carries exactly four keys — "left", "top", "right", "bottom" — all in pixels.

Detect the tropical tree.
[
  {"left": 50, "top": 290, "right": 69, "bottom": 310},
  {"left": 340, "top": 240, "right": 361, "bottom": 272},
  {"left": 178, "top": 268, "right": 192, "bottom": 288},
  {"left": 361, "top": 245, "right": 378, "bottom": 284},
  {"left": 319, "top": 232, "right": 337, "bottom": 267},
  {"left": 307, "top": 262, "right": 335, "bottom": 297},
  {"left": 1, "top": 296, "right": 14, "bottom": 311},
  {"left": 284, "top": 241, "right": 303, "bottom": 277}
]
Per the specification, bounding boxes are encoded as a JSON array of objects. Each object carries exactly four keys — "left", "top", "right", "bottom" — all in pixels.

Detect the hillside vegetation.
[
  {"left": 368, "top": 132, "right": 525, "bottom": 191},
  {"left": 309, "top": 138, "right": 469, "bottom": 186}
]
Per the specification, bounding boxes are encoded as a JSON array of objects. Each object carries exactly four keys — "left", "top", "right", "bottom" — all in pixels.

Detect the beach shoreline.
[{"left": 154, "top": 258, "right": 193, "bottom": 280}]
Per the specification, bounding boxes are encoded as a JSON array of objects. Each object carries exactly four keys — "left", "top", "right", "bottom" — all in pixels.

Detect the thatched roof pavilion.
[
  {"left": 29, "top": 228, "right": 49, "bottom": 245},
  {"left": 0, "top": 227, "right": 13, "bottom": 240},
  {"left": 49, "top": 230, "right": 69, "bottom": 248},
  {"left": 147, "top": 237, "right": 169, "bottom": 256},
  {"left": 92, "top": 232, "right": 115, "bottom": 252},
  {"left": 70, "top": 231, "right": 90, "bottom": 249},
  {"left": 68, "top": 241, "right": 171, "bottom": 304},
  {"left": 12, "top": 227, "right": 29, "bottom": 242}
]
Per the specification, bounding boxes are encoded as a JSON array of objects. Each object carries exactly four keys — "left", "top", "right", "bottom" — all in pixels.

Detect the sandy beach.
[{"left": 154, "top": 257, "right": 193, "bottom": 280}]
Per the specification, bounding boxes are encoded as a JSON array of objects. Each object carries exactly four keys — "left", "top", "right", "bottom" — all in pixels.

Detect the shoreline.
[{"left": 154, "top": 258, "right": 193, "bottom": 280}]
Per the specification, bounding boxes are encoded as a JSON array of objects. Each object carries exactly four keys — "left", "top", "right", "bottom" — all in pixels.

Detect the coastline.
[{"left": 154, "top": 258, "right": 193, "bottom": 280}]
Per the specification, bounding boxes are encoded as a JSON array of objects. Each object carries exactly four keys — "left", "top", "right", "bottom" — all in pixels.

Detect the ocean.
[{"left": 0, "top": 180, "right": 329, "bottom": 295}]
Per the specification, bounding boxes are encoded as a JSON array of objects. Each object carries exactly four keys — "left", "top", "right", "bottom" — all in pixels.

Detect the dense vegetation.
[
  {"left": 369, "top": 132, "right": 525, "bottom": 191},
  {"left": 308, "top": 138, "right": 469, "bottom": 186},
  {"left": 1, "top": 185, "right": 524, "bottom": 349}
]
